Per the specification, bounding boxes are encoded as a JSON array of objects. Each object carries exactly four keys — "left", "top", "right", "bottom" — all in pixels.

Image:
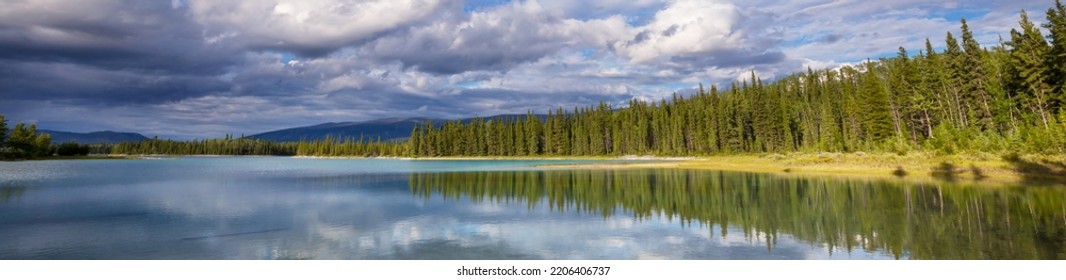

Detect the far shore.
[
  {"left": 404, "top": 155, "right": 694, "bottom": 161},
  {"left": 289, "top": 155, "right": 695, "bottom": 161},
  {"left": 292, "top": 152, "right": 1066, "bottom": 185},
  {"left": 38, "top": 152, "right": 1064, "bottom": 185}
]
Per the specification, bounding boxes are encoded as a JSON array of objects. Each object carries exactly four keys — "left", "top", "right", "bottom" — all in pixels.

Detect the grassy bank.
[{"left": 541, "top": 152, "right": 1066, "bottom": 185}]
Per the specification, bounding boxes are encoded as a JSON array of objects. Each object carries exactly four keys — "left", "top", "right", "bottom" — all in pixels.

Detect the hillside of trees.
[{"left": 409, "top": 2, "right": 1066, "bottom": 157}]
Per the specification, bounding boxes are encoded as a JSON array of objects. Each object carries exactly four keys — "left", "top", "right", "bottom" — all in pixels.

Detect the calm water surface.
[{"left": 1, "top": 157, "right": 1063, "bottom": 259}]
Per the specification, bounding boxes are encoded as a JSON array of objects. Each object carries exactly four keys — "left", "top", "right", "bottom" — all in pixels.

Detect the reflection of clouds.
[
  {"left": 359, "top": 202, "right": 848, "bottom": 259},
  {"left": 312, "top": 223, "right": 359, "bottom": 243},
  {"left": 601, "top": 216, "right": 635, "bottom": 229},
  {"left": 0, "top": 158, "right": 905, "bottom": 259}
]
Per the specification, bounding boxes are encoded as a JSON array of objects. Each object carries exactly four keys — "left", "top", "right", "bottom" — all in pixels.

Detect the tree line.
[
  {"left": 0, "top": 113, "right": 55, "bottom": 159},
  {"left": 106, "top": 134, "right": 403, "bottom": 157},
  {"left": 409, "top": 2, "right": 1066, "bottom": 157}
]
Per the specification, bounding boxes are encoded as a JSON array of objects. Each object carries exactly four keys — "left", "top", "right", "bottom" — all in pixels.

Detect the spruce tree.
[
  {"left": 945, "top": 32, "right": 969, "bottom": 127},
  {"left": 1045, "top": 0, "right": 1066, "bottom": 111},
  {"left": 861, "top": 61, "right": 895, "bottom": 143},
  {"left": 0, "top": 113, "right": 7, "bottom": 149},
  {"left": 1009, "top": 10, "right": 1053, "bottom": 128},
  {"left": 960, "top": 18, "right": 995, "bottom": 130}
]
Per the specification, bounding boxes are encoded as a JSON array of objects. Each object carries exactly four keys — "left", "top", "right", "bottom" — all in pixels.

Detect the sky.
[{"left": 0, "top": 0, "right": 1055, "bottom": 139}]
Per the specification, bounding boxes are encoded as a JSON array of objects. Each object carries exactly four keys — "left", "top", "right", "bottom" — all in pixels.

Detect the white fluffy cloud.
[
  {"left": 613, "top": 0, "right": 742, "bottom": 63},
  {"left": 186, "top": 0, "right": 445, "bottom": 54}
]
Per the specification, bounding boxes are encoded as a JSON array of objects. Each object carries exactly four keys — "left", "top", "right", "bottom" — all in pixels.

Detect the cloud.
[
  {"left": 1, "top": 61, "right": 230, "bottom": 105},
  {"left": 607, "top": 0, "right": 786, "bottom": 81},
  {"left": 365, "top": 1, "right": 629, "bottom": 74},
  {"left": 756, "top": 0, "right": 1050, "bottom": 63},
  {"left": 614, "top": 0, "right": 742, "bottom": 63},
  {"left": 186, "top": 0, "right": 447, "bottom": 56},
  {"left": 0, "top": 0, "right": 236, "bottom": 74}
]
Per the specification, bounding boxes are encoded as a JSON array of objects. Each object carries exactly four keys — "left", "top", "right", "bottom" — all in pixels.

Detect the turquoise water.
[{"left": 1, "top": 157, "right": 1063, "bottom": 259}]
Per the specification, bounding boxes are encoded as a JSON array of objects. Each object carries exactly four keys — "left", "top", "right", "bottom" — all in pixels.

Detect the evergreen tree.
[
  {"left": 945, "top": 32, "right": 969, "bottom": 127},
  {"left": 0, "top": 113, "right": 7, "bottom": 149},
  {"left": 960, "top": 18, "right": 996, "bottom": 130},
  {"left": 1045, "top": 0, "right": 1066, "bottom": 110},
  {"left": 1009, "top": 10, "right": 1054, "bottom": 128},
  {"left": 860, "top": 61, "right": 895, "bottom": 142}
]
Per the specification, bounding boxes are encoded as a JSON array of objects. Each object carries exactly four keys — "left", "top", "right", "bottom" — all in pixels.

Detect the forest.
[{"left": 4, "top": 2, "right": 1066, "bottom": 159}]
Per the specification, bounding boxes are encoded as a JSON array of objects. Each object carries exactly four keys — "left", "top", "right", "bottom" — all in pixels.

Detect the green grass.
[{"left": 542, "top": 152, "right": 1066, "bottom": 185}]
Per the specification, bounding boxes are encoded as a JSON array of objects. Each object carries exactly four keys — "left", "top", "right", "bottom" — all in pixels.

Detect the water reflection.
[
  {"left": 3, "top": 158, "right": 1064, "bottom": 260},
  {"left": 410, "top": 169, "right": 1066, "bottom": 259},
  {"left": 0, "top": 183, "right": 28, "bottom": 203}
]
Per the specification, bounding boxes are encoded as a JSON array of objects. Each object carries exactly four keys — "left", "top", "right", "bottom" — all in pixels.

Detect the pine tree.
[
  {"left": 861, "top": 61, "right": 895, "bottom": 143},
  {"left": 888, "top": 47, "right": 914, "bottom": 141},
  {"left": 960, "top": 18, "right": 995, "bottom": 130},
  {"left": 409, "top": 125, "right": 422, "bottom": 157},
  {"left": 945, "top": 32, "right": 969, "bottom": 127},
  {"left": 1009, "top": 10, "right": 1053, "bottom": 128},
  {"left": 0, "top": 113, "right": 7, "bottom": 149},
  {"left": 1045, "top": 0, "right": 1066, "bottom": 111}
]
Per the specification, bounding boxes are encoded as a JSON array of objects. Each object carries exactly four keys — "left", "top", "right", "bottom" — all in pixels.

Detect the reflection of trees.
[
  {"left": 410, "top": 169, "right": 1066, "bottom": 259},
  {"left": 0, "top": 182, "right": 28, "bottom": 203}
]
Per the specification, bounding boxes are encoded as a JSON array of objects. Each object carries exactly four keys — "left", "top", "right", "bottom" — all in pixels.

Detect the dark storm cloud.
[
  {"left": 0, "top": 1, "right": 237, "bottom": 74},
  {"left": 1, "top": 61, "right": 229, "bottom": 105},
  {"left": 0, "top": 0, "right": 239, "bottom": 108},
  {"left": 364, "top": 9, "right": 559, "bottom": 74},
  {"left": 364, "top": 1, "right": 626, "bottom": 75}
]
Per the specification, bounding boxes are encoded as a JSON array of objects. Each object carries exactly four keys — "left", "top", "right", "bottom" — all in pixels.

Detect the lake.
[{"left": 1, "top": 157, "right": 1064, "bottom": 259}]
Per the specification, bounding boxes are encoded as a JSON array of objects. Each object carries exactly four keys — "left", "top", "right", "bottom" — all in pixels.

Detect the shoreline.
[
  {"left": 291, "top": 155, "right": 695, "bottom": 161},
  {"left": 291, "top": 153, "right": 1065, "bottom": 185},
  {"left": 22, "top": 153, "right": 1063, "bottom": 185},
  {"left": 538, "top": 152, "right": 1066, "bottom": 185}
]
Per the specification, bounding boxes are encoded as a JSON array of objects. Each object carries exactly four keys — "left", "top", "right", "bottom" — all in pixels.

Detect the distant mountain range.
[
  {"left": 248, "top": 117, "right": 435, "bottom": 142},
  {"left": 249, "top": 114, "right": 546, "bottom": 142},
  {"left": 36, "top": 114, "right": 547, "bottom": 144},
  {"left": 39, "top": 130, "right": 149, "bottom": 145}
]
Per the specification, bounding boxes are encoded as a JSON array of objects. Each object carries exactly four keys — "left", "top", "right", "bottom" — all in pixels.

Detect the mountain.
[
  {"left": 249, "top": 117, "right": 436, "bottom": 142},
  {"left": 249, "top": 115, "right": 548, "bottom": 142},
  {"left": 39, "top": 130, "right": 150, "bottom": 144}
]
